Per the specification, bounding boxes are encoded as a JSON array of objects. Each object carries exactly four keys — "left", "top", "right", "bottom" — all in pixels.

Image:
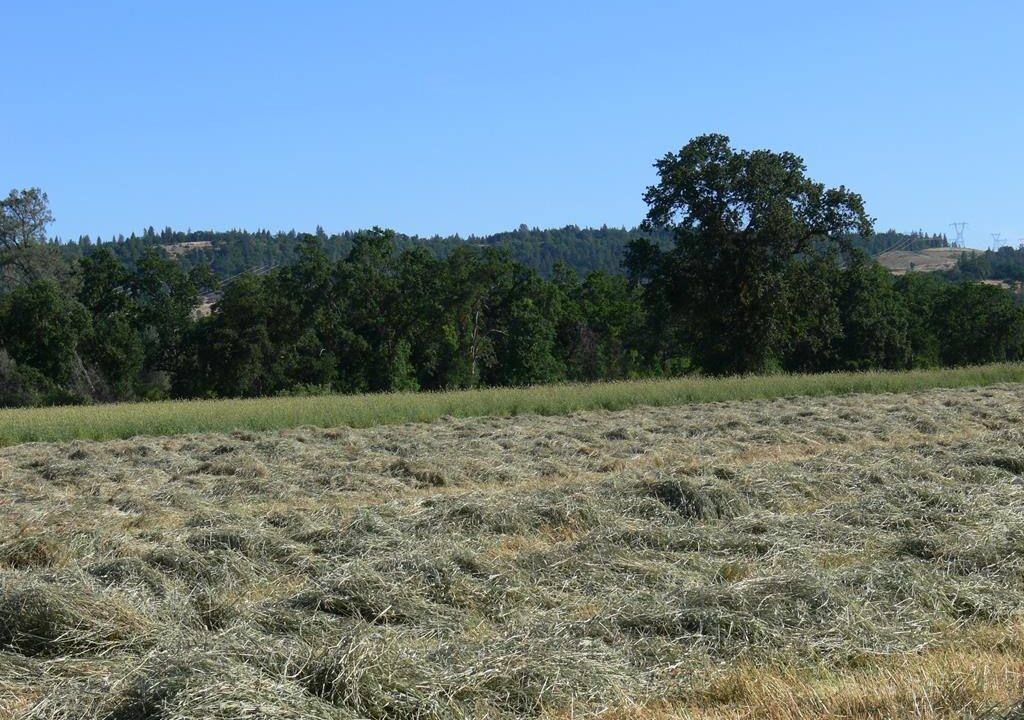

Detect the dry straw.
[{"left": 2, "top": 382, "right": 1024, "bottom": 717}]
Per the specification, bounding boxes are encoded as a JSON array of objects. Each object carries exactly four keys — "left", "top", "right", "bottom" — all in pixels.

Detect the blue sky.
[{"left": 3, "top": 1, "right": 1021, "bottom": 248}]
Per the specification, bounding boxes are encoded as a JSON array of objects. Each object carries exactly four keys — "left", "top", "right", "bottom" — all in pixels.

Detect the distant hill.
[
  {"left": 875, "top": 247, "right": 971, "bottom": 275},
  {"left": 60, "top": 225, "right": 950, "bottom": 279},
  {"left": 872, "top": 241, "right": 1024, "bottom": 288}
]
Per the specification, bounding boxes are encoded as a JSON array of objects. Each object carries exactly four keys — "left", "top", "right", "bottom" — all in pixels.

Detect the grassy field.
[
  {"left": 876, "top": 246, "right": 972, "bottom": 275},
  {"left": 3, "top": 383, "right": 1024, "bottom": 717},
  {"left": 2, "top": 363, "right": 1024, "bottom": 446}
]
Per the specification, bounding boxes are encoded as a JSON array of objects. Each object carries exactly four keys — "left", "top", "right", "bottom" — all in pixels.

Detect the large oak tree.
[{"left": 638, "top": 134, "right": 873, "bottom": 374}]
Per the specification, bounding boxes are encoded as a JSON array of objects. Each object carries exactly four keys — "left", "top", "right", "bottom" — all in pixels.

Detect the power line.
[
  {"left": 949, "top": 222, "right": 967, "bottom": 248},
  {"left": 871, "top": 234, "right": 916, "bottom": 258}
]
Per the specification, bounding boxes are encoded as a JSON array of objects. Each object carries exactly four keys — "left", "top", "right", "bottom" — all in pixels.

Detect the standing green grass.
[{"left": 1, "top": 363, "right": 1023, "bottom": 446}]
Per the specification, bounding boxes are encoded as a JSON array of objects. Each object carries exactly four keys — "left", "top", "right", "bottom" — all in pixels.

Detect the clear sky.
[{"left": 3, "top": 1, "right": 1021, "bottom": 249}]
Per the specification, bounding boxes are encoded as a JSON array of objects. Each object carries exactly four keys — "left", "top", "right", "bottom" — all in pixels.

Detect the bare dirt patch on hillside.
[{"left": 3, "top": 386, "right": 1024, "bottom": 718}]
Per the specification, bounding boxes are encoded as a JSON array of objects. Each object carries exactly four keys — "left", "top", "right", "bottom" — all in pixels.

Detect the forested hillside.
[
  {"left": 58, "top": 225, "right": 947, "bottom": 279},
  {"left": 953, "top": 244, "right": 1024, "bottom": 282},
  {"left": 59, "top": 225, "right": 675, "bottom": 278},
  {"left": 858, "top": 229, "right": 949, "bottom": 255}
]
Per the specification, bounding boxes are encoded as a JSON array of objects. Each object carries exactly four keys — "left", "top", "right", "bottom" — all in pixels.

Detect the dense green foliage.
[
  {"left": 172, "top": 231, "right": 651, "bottom": 398},
  {"left": 624, "top": 135, "right": 1022, "bottom": 377},
  {"left": 3, "top": 134, "right": 1023, "bottom": 407},
  {"left": 953, "top": 244, "right": 1024, "bottom": 284},
  {"left": 634, "top": 133, "right": 875, "bottom": 375},
  {"left": 2, "top": 224, "right": 1021, "bottom": 407}
]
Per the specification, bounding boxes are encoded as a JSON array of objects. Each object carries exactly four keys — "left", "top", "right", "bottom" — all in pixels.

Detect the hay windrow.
[{"left": 3, "top": 384, "right": 1024, "bottom": 718}]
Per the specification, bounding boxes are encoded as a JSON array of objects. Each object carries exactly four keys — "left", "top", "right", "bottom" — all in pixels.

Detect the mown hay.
[
  {"left": 5, "top": 383, "right": 1024, "bottom": 718},
  {"left": 644, "top": 476, "right": 749, "bottom": 520},
  {"left": 0, "top": 577, "right": 153, "bottom": 657}
]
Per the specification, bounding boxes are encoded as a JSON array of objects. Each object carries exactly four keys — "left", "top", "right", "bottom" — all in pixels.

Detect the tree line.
[
  {"left": 953, "top": 245, "right": 1024, "bottom": 284},
  {"left": 59, "top": 224, "right": 674, "bottom": 279},
  {"left": 2, "top": 134, "right": 1023, "bottom": 407},
  {"left": 57, "top": 220, "right": 948, "bottom": 281}
]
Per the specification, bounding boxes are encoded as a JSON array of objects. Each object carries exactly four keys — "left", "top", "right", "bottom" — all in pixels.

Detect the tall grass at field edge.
[{"left": 1, "top": 363, "right": 1022, "bottom": 446}]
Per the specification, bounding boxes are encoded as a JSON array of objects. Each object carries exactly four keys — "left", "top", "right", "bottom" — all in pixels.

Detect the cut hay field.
[{"left": 3, "top": 383, "right": 1024, "bottom": 718}]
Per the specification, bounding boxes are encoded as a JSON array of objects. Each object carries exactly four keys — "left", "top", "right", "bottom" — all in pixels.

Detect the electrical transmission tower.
[
  {"left": 991, "top": 233, "right": 1003, "bottom": 250},
  {"left": 949, "top": 222, "right": 967, "bottom": 248}
]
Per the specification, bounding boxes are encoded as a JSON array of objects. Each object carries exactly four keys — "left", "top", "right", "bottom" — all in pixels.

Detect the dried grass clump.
[
  {"left": 0, "top": 530, "right": 64, "bottom": 570},
  {"left": 644, "top": 476, "right": 749, "bottom": 520},
  {"left": 291, "top": 625, "right": 637, "bottom": 719},
  {"left": 87, "top": 556, "right": 167, "bottom": 596},
  {"left": 297, "top": 631, "right": 457, "bottom": 719},
  {"left": 291, "top": 564, "right": 433, "bottom": 625},
  {"left": 185, "top": 526, "right": 303, "bottom": 564},
  {"left": 142, "top": 544, "right": 215, "bottom": 582},
  {"left": 0, "top": 576, "right": 154, "bottom": 657},
  {"left": 449, "top": 630, "right": 639, "bottom": 716},
  {"left": 617, "top": 574, "right": 838, "bottom": 650},
  {"left": 99, "top": 651, "right": 345, "bottom": 720}
]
